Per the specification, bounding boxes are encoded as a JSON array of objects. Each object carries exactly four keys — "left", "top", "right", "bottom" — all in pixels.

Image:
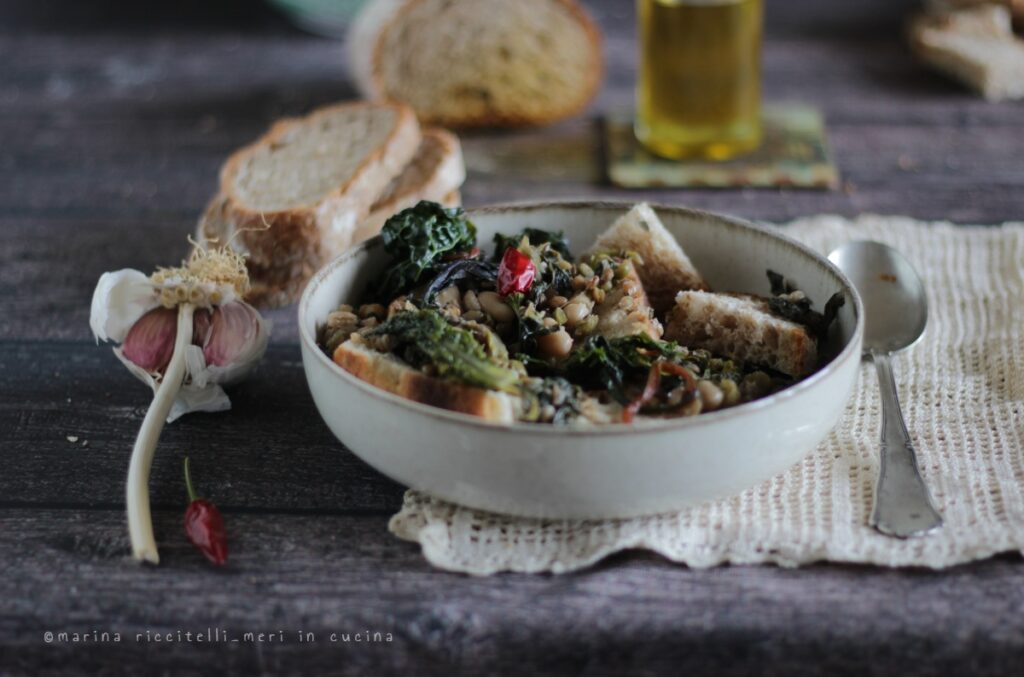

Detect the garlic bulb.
[
  {"left": 89, "top": 244, "right": 269, "bottom": 564},
  {"left": 91, "top": 252, "right": 269, "bottom": 423}
]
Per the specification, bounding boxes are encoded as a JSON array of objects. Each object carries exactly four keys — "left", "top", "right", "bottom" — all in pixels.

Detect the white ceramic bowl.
[{"left": 299, "top": 202, "right": 863, "bottom": 519}]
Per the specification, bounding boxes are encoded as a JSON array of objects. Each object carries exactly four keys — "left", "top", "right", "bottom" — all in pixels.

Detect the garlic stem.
[{"left": 126, "top": 303, "right": 195, "bottom": 564}]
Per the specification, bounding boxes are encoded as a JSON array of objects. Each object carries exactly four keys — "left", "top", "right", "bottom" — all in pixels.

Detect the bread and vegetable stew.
[{"left": 318, "top": 202, "right": 844, "bottom": 425}]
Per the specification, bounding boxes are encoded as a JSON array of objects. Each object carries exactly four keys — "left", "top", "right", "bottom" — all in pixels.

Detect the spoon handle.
[{"left": 870, "top": 352, "right": 943, "bottom": 537}]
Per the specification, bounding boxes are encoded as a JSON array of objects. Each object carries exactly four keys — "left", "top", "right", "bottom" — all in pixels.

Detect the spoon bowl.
[
  {"left": 828, "top": 241, "right": 927, "bottom": 354},
  {"left": 829, "top": 241, "right": 942, "bottom": 538}
]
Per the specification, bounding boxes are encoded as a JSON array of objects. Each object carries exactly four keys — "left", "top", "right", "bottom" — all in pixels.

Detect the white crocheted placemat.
[{"left": 389, "top": 215, "right": 1024, "bottom": 575}]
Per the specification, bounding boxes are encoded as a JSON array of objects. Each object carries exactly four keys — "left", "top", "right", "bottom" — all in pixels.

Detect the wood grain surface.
[{"left": 2, "top": 0, "right": 1023, "bottom": 674}]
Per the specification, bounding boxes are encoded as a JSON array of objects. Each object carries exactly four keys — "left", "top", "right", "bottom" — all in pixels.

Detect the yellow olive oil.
[{"left": 635, "top": 0, "right": 763, "bottom": 160}]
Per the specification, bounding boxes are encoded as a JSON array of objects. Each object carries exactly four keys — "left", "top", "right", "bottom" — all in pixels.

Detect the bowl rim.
[{"left": 298, "top": 200, "right": 864, "bottom": 436}]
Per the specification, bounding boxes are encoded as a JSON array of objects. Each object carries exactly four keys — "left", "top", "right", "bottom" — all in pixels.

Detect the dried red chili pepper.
[
  {"left": 183, "top": 457, "right": 227, "bottom": 566},
  {"left": 497, "top": 248, "right": 537, "bottom": 296}
]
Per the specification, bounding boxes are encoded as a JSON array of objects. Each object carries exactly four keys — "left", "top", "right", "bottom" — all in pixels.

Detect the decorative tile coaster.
[{"left": 604, "top": 104, "right": 839, "bottom": 190}]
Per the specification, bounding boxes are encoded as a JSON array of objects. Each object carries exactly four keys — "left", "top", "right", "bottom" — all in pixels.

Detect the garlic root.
[{"left": 126, "top": 303, "right": 195, "bottom": 564}]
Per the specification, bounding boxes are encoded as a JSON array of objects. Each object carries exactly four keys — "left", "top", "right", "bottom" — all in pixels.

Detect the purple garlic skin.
[
  {"left": 192, "top": 309, "right": 213, "bottom": 348},
  {"left": 121, "top": 301, "right": 265, "bottom": 375},
  {"left": 121, "top": 307, "right": 177, "bottom": 373},
  {"left": 202, "top": 302, "right": 263, "bottom": 367}
]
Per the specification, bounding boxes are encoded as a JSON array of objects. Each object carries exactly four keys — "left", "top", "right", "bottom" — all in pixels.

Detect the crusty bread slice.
[
  {"left": 197, "top": 101, "right": 421, "bottom": 308},
  {"left": 351, "top": 128, "right": 466, "bottom": 246},
  {"left": 585, "top": 204, "right": 707, "bottom": 314},
  {"left": 348, "top": 0, "right": 603, "bottom": 127},
  {"left": 333, "top": 339, "right": 518, "bottom": 423},
  {"left": 910, "top": 4, "right": 1024, "bottom": 101},
  {"left": 664, "top": 291, "right": 817, "bottom": 377},
  {"left": 592, "top": 263, "right": 664, "bottom": 341}
]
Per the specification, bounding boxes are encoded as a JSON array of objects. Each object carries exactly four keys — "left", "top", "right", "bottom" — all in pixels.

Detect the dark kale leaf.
[
  {"left": 605, "top": 334, "right": 681, "bottom": 365},
  {"left": 374, "top": 201, "right": 477, "bottom": 301},
  {"left": 562, "top": 335, "right": 674, "bottom": 404},
  {"left": 531, "top": 251, "right": 574, "bottom": 301},
  {"left": 820, "top": 292, "right": 846, "bottom": 338},
  {"left": 513, "top": 352, "right": 561, "bottom": 378},
  {"left": 765, "top": 270, "right": 846, "bottom": 340},
  {"left": 492, "top": 228, "right": 572, "bottom": 261},
  {"left": 767, "top": 269, "right": 797, "bottom": 296},
  {"left": 421, "top": 259, "right": 498, "bottom": 304},
  {"left": 366, "top": 308, "right": 519, "bottom": 392},
  {"left": 505, "top": 292, "right": 554, "bottom": 354}
]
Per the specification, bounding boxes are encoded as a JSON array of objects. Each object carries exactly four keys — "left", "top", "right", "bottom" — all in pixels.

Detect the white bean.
[
  {"left": 463, "top": 289, "right": 481, "bottom": 311},
  {"left": 563, "top": 302, "right": 590, "bottom": 327},
  {"left": 537, "top": 329, "right": 574, "bottom": 358},
  {"left": 478, "top": 291, "right": 515, "bottom": 323},
  {"left": 436, "top": 285, "right": 462, "bottom": 309},
  {"left": 698, "top": 380, "right": 724, "bottom": 412}
]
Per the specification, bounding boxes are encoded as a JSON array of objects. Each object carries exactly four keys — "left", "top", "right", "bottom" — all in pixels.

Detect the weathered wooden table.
[{"left": 3, "top": 0, "right": 1023, "bottom": 673}]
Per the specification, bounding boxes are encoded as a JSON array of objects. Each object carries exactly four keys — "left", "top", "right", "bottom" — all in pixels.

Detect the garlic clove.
[
  {"left": 202, "top": 301, "right": 266, "bottom": 368},
  {"left": 121, "top": 307, "right": 178, "bottom": 373},
  {"left": 187, "top": 301, "right": 269, "bottom": 391},
  {"left": 90, "top": 269, "right": 159, "bottom": 343}
]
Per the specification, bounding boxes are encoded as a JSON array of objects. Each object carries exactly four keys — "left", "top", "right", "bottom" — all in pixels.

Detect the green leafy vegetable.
[
  {"left": 421, "top": 259, "right": 497, "bottom": 304},
  {"left": 532, "top": 250, "right": 574, "bottom": 301},
  {"left": 767, "top": 269, "right": 796, "bottom": 296},
  {"left": 493, "top": 228, "right": 572, "bottom": 262},
  {"left": 366, "top": 309, "right": 519, "bottom": 393},
  {"left": 562, "top": 335, "right": 676, "bottom": 404},
  {"left": 766, "top": 270, "right": 845, "bottom": 340},
  {"left": 505, "top": 292, "right": 554, "bottom": 355},
  {"left": 375, "top": 201, "right": 477, "bottom": 301},
  {"left": 513, "top": 352, "right": 560, "bottom": 378},
  {"left": 674, "top": 348, "right": 744, "bottom": 383}
]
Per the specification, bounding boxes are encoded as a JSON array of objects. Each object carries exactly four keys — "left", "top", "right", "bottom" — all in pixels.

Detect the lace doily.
[{"left": 389, "top": 215, "right": 1024, "bottom": 574}]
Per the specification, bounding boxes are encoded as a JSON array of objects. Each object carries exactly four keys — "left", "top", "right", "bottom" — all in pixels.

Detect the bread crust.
[
  {"left": 198, "top": 102, "right": 421, "bottom": 308},
  {"left": 351, "top": 128, "right": 466, "bottom": 245},
  {"left": 333, "top": 340, "right": 517, "bottom": 422},
  {"left": 354, "top": 0, "right": 604, "bottom": 128}
]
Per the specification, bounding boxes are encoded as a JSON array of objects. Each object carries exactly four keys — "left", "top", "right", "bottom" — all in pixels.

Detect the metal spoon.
[{"left": 828, "top": 241, "right": 943, "bottom": 537}]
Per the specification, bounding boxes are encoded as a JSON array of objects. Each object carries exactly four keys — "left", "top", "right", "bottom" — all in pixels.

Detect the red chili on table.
[
  {"left": 183, "top": 457, "right": 227, "bottom": 566},
  {"left": 497, "top": 247, "right": 537, "bottom": 296}
]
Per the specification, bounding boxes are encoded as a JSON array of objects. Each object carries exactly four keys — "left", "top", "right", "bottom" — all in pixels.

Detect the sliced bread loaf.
[
  {"left": 664, "top": 291, "right": 817, "bottom": 377},
  {"left": 348, "top": 0, "right": 603, "bottom": 127},
  {"left": 585, "top": 203, "right": 707, "bottom": 314},
  {"left": 351, "top": 128, "right": 466, "bottom": 245},
  {"left": 197, "top": 101, "right": 421, "bottom": 308}
]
